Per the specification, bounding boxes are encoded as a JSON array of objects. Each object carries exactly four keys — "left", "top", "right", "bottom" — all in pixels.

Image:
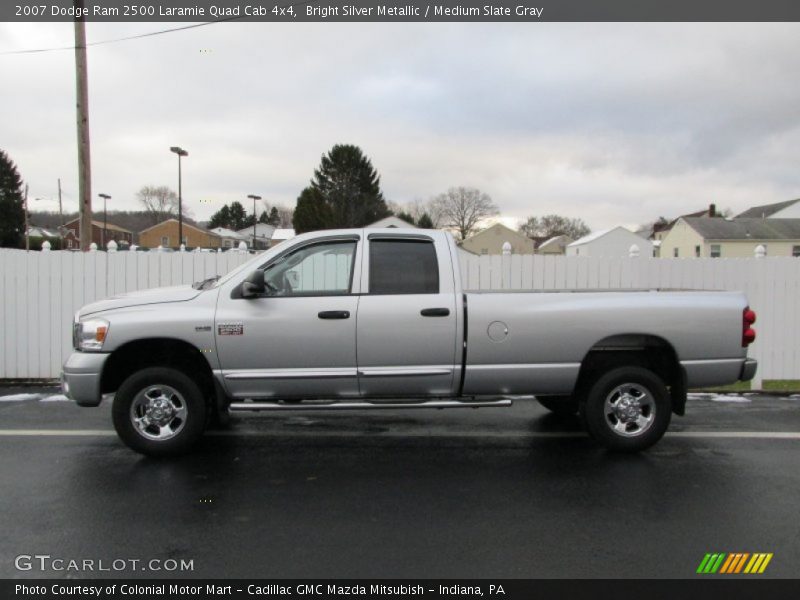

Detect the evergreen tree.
[
  {"left": 416, "top": 213, "right": 434, "bottom": 229},
  {"left": 396, "top": 211, "right": 416, "bottom": 226},
  {"left": 293, "top": 187, "right": 331, "bottom": 233},
  {"left": 207, "top": 204, "right": 232, "bottom": 229},
  {"left": 228, "top": 201, "right": 249, "bottom": 230},
  {"left": 0, "top": 149, "right": 25, "bottom": 248},
  {"left": 267, "top": 206, "right": 280, "bottom": 226},
  {"left": 258, "top": 210, "right": 269, "bottom": 224},
  {"left": 294, "top": 144, "right": 390, "bottom": 233}
]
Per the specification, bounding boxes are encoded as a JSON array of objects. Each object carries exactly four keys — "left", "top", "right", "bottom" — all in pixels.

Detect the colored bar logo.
[{"left": 697, "top": 552, "right": 773, "bottom": 574}]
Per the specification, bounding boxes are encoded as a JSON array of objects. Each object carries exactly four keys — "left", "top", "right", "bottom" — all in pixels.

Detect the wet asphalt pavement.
[{"left": 1, "top": 387, "right": 799, "bottom": 579}]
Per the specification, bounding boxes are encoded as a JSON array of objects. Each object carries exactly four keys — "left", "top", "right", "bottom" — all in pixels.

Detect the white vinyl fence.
[
  {"left": 1, "top": 248, "right": 798, "bottom": 386},
  {"left": 0, "top": 249, "right": 251, "bottom": 381}
]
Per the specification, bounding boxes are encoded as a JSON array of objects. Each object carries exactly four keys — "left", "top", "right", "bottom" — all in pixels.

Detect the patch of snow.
[
  {"left": 688, "top": 393, "right": 751, "bottom": 403},
  {"left": 711, "top": 395, "right": 751, "bottom": 403},
  {"left": 0, "top": 393, "right": 44, "bottom": 402},
  {"left": 40, "top": 394, "right": 70, "bottom": 402}
]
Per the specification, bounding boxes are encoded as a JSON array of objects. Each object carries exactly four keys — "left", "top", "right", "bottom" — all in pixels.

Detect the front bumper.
[
  {"left": 61, "top": 352, "right": 109, "bottom": 407},
  {"left": 739, "top": 358, "right": 758, "bottom": 382}
]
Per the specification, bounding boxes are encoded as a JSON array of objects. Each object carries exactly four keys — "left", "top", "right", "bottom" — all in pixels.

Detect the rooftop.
[
  {"left": 736, "top": 199, "right": 800, "bottom": 219},
  {"left": 683, "top": 217, "right": 800, "bottom": 240}
]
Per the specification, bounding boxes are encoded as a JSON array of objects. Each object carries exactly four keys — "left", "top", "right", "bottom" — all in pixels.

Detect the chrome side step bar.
[{"left": 229, "top": 398, "right": 513, "bottom": 412}]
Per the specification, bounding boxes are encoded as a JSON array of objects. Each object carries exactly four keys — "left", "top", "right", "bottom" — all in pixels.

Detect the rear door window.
[{"left": 369, "top": 239, "right": 439, "bottom": 295}]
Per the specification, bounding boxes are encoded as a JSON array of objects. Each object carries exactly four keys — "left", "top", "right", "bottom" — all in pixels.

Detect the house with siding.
[
  {"left": 660, "top": 217, "right": 800, "bottom": 258},
  {"left": 209, "top": 227, "right": 247, "bottom": 249},
  {"left": 567, "top": 227, "right": 653, "bottom": 257},
  {"left": 460, "top": 223, "right": 535, "bottom": 255},
  {"left": 236, "top": 224, "right": 275, "bottom": 250},
  {"left": 536, "top": 235, "right": 573, "bottom": 255},
  {"left": 367, "top": 216, "right": 416, "bottom": 228}
]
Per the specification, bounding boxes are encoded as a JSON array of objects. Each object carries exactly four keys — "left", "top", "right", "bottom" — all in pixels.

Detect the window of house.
[
  {"left": 161, "top": 236, "right": 169, "bottom": 247},
  {"left": 710, "top": 244, "right": 721, "bottom": 258},
  {"left": 369, "top": 239, "right": 439, "bottom": 295},
  {"left": 695, "top": 245, "right": 701, "bottom": 258},
  {"left": 264, "top": 240, "right": 356, "bottom": 296},
  {"left": 673, "top": 248, "right": 679, "bottom": 258},
  {"left": 480, "top": 248, "right": 488, "bottom": 255},
  {"left": 793, "top": 245, "right": 800, "bottom": 257}
]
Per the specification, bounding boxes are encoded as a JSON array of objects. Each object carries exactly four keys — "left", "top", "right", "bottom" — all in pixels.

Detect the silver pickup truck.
[{"left": 62, "top": 228, "right": 757, "bottom": 455}]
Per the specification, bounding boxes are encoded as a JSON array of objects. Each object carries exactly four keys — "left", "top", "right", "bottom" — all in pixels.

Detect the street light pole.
[
  {"left": 170, "top": 146, "right": 188, "bottom": 248},
  {"left": 23, "top": 184, "right": 29, "bottom": 251},
  {"left": 98, "top": 193, "right": 110, "bottom": 248},
  {"left": 247, "top": 194, "right": 262, "bottom": 250}
]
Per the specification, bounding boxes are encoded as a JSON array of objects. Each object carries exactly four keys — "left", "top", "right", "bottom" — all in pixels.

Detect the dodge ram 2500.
[{"left": 62, "top": 228, "right": 757, "bottom": 455}]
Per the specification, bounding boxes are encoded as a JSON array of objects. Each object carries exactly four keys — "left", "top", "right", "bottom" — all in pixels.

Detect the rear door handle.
[
  {"left": 420, "top": 308, "right": 450, "bottom": 317},
  {"left": 318, "top": 310, "right": 350, "bottom": 319}
]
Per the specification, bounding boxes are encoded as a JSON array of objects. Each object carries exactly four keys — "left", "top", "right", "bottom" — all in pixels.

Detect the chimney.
[{"left": 709, "top": 203, "right": 716, "bottom": 217}]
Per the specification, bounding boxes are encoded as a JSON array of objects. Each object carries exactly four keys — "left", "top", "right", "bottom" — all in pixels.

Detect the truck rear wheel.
[
  {"left": 580, "top": 366, "right": 671, "bottom": 452},
  {"left": 112, "top": 367, "right": 207, "bottom": 456},
  {"left": 536, "top": 395, "right": 578, "bottom": 416}
]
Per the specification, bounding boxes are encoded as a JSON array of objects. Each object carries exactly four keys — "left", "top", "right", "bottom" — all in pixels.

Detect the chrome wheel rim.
[
  {"left": 604, "top": 383, "right": 655, "bottom": 437},
  {"left": 130, "top": 384, "right": 187, "bottom": 441}
]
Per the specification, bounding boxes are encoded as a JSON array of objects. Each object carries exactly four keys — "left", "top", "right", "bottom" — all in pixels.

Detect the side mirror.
[{"left": 241, "top": 270, "right": 265, "bottom": 298}]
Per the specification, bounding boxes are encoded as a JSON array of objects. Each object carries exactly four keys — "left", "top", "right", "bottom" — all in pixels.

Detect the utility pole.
[{"left": 74, "top": 0, "right": 92, "bottom": 251}]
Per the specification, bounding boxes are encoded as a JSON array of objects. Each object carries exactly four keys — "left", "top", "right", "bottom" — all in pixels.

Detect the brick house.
[
  {"left": 63, "top": 218, "right": 134, "bottom": 249},
  {"left": 138, "top": 219, "right": 221, "bottom": 249}
]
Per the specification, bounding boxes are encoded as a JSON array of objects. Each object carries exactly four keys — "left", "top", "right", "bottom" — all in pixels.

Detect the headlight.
[{"left": 74, "top": 318, "right": 110, "bottom": 351}]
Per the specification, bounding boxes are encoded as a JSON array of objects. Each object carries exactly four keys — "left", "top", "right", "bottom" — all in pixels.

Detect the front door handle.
[
  {"left": 420, "top": 308, "right": 450, "bottom": 317},
  {"left": 318, "top": 310, "right": 350, "bottom": 319}
]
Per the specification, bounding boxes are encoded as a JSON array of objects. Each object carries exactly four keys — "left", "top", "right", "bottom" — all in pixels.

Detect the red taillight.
[{"left": 742, "top": 307, "right": 757, "bottom": 347}]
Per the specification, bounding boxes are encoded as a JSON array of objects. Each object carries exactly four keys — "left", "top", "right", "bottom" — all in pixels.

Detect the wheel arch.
[
  {"left": 101, "top": 338, "right": 218, "bottom": 413},
  {"left": 574, "top": 334, "right": 687, "bottom": 416}
]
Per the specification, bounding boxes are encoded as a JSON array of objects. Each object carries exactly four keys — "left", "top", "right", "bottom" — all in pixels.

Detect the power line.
[
  {"left": 0, "top": 19, "right": 236, "bottom": 56},
  {"left": 0, "top": 1, "right": 321, "bottom": 56}
]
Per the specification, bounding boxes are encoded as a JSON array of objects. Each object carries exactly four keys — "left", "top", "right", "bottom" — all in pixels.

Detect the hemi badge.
[
  {"left": 195, "top": 326, "right": 212, "bottom": 332},
  {"left": 218, "top": 323, "right": 244, "bottom": 336}
]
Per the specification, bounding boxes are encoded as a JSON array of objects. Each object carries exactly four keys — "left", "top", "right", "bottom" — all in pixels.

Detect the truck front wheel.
[
  {"left": 580, "top": 366, "right": 671, "bottom": 452},
  {"left": 112, "top": 367, "right": 207, "bottom": 456}
]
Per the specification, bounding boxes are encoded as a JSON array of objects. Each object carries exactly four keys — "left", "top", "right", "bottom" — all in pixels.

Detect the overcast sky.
[{"left": 1, "top": 21, "right": 799, "bottom": 230}]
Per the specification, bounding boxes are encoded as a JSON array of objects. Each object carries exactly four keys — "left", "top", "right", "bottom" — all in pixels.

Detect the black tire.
[
  {"left": 536, "top": 395, "right": 578, "bottom": 416},
  {"left": 579, "top": 366, "right": 671, "bottom": 452},
  {"left": 112, "top": 367, "right": 207, "bottom": 456}
]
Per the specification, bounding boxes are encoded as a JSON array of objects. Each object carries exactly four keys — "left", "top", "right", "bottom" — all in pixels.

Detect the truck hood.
[{"left": 78, "top": 285, "right": 202, "bottom": 317}]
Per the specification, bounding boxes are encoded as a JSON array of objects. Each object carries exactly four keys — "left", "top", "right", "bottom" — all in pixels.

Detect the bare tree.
[
  {"left": 431, "top": 187, "right": 498, "bottom": 240},
  {"left": 136, "top": 185, "right": 180, "bottom": 224},
  {"left": 519, "top": 214, "right": 591, "bottom": 240},
  {"left": 402, "top": 198, "right": 443, "bottom": 228}
]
